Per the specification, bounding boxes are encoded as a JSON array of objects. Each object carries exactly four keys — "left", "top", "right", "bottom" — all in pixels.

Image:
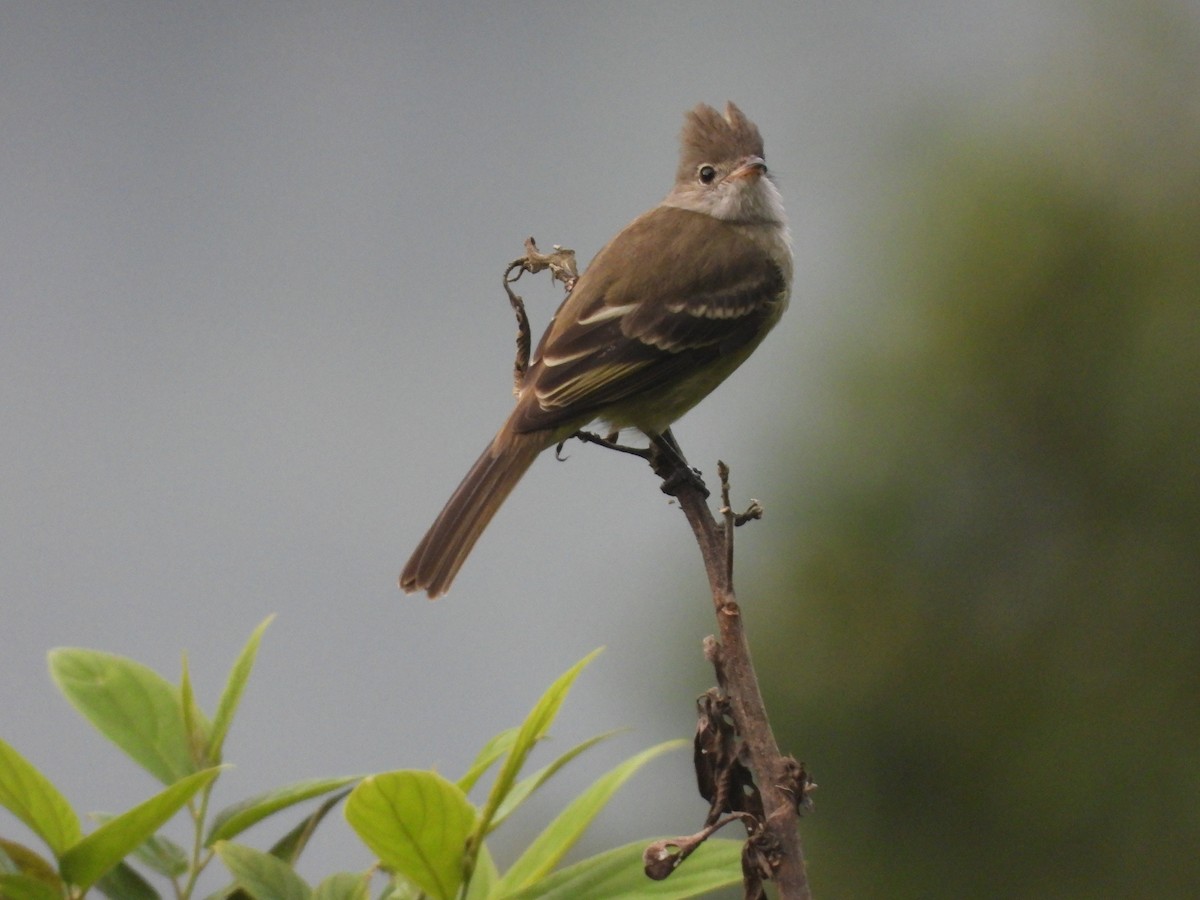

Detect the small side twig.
[{"left": 643, "top": 812, "right": 759, "bottom": 881}]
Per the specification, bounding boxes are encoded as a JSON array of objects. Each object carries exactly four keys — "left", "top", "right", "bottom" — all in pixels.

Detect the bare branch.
[{"left": 664, "top": 455, "right": 812, "bottom": 899}]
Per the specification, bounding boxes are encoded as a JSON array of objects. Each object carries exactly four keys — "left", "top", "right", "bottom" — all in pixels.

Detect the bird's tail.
[{"left": 400, "top": 429, "right": 543, "bottom": 599}]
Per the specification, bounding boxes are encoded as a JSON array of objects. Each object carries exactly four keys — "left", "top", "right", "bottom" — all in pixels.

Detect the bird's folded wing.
[{"left": 511, "top": 207, "right": 787, "bottom": 433}]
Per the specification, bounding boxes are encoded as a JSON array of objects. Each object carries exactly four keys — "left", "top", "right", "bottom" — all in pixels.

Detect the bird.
[{"left": 401, "top": 102, "right": 792, "bottom": 598}]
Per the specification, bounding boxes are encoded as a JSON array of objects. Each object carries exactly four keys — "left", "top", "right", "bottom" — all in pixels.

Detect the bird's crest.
[{"left": 676, "top": 102, "right": 765, "bottom": 182}]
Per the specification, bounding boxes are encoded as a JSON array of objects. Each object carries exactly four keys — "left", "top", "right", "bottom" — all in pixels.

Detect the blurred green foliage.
[{"left": 760, "top": 7, "right": 1200, "bottom": 897}]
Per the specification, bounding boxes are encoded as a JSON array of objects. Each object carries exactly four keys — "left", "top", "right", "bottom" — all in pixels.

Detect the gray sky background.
[{"left": 3, "top": 1, "right": 1109, "bottom": 888}]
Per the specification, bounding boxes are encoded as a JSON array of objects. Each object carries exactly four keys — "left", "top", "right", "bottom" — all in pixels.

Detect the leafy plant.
[{"left": 0, "top": 622, "right": 741, "bottom": 899}]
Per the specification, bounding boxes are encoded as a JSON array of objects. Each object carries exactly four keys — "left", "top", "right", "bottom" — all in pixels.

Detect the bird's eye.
[{"left": 697, "top": 164, "right": 717, "bottom": 184}]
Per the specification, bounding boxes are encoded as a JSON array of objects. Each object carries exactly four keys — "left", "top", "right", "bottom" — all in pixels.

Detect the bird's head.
[{"left": 665, "top": 102, "right": 787, "bottom": 226}]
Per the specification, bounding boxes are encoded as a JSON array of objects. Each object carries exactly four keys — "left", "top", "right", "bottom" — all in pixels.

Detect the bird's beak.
[{"left": 728, "top": 156, "right": 767, "bottom": 181}]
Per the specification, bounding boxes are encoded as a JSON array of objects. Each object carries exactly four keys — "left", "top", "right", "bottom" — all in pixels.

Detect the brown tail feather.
[{"left": 400, "top": 430, "right": 543, "bottom": 598}]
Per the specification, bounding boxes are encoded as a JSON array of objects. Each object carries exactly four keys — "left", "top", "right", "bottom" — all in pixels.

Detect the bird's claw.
[{"left": 659, "top": 465, "right": 710, "bottom": 499}]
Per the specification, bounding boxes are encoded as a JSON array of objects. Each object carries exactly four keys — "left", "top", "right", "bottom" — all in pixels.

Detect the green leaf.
[
  {"left": 311, "top": 871, "right": 371, "bottom": 900},
  {"left": 477, "top": 648, "right": 603, "bottom": 836},
  {"left": 376, "top": 882, "right": 421, "bottom": 900},
  {"left": 0, "top": 838, "right": 64, "bottom": 900},
  {"left": 463, "top": 843, "right": 498, "bottom": 900},
  {"left": 195, "top": 789, "right": 351, "bottom": 897},
  {"left": 199, "top": 883, "right": 253, "bottom": 900},
  {"left": 215, "top": 841, "right": 312, "bottom": 900},
  {"left": 207, "top": 775, "right": 359, "bottom": 845},
  {"left": 199, "top": 882, "right": 251, "bottom": 900},
  {"left": 490, "top": 729, "right": 623, "bottom": 831},
  {"left": 0, "top": 873, "right": 64, "bottom": 900},
  {"left": 94, "top": 859, "right": 162, "bottom": 900},
  {"left": 133, "top": 829, "right": 190, "bottom": 879},
  {"left": 0, "top": 838, "right": 59, "bottom": 883},
  {"left": 48, "top": 648, "right": 198, "bottom": 784},
  {"left": 0, "top": 737, "right": 81, "bottom": 856},
  {"left": 501, "top": 838, "right": 743, "bottom": 900},
  {"left": 344, "top": 770, "right": 477, "bottom": 900},
  {"left": 494, "top": 740, "right": 686, "bottom": 896},
  {"left": 197, "top": 787, "right": 347, "bottom": 900},
  {"left": 209, "top": 615, "right": 274, "bottom": 765},
  {"left": 59, "top": 766, "right": 221, "bottom": 891},
  {"left": 457, "top": 727, "right": 518, "bottom": 795},
  {"left": 180, "top": 652, "right": 212, "bottom": 767},
  {"left": 90, "top": 813, "right": 189, "bottom": 877},
  {"left": 265, "top": 789, "right": 353, "bottom": 866}
]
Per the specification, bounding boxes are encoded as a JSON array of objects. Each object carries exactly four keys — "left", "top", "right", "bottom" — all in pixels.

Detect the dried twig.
[{"left": 503, "top": 237, "right": 577, "bottom": 392}]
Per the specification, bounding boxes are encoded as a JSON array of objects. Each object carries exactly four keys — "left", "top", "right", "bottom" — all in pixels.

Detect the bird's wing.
[{"left": 510, "top": 206, "right": 787, "bottom": 434}]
